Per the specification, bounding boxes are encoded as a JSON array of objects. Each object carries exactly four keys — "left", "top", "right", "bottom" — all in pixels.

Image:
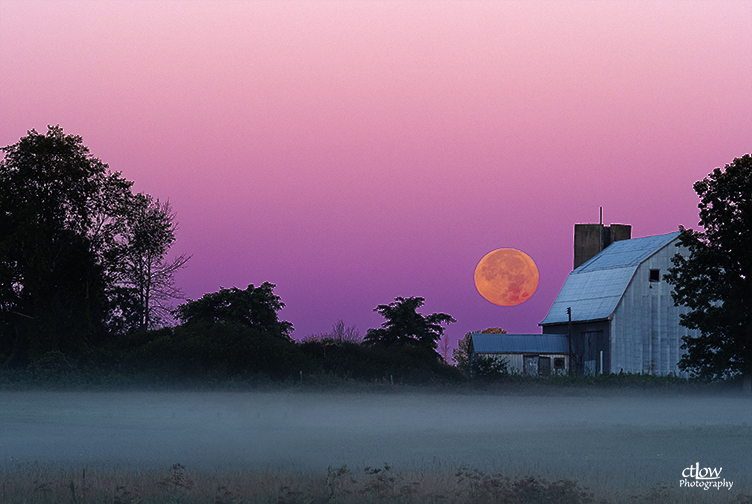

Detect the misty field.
[{"left": 1, "top": 389, "right": 749, "bottom": 503}]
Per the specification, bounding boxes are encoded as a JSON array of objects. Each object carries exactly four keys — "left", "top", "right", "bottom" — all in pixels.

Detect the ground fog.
[{"left": 1, "top": 390, "right": 749, "bottom": 493}]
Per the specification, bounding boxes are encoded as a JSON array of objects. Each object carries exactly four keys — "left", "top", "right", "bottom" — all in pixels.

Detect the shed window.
[
  {"left": 649, "top": 269, "right": 660, "bottom": 282},
  {"left": 554, "top": 358, "right": 565, "bottom": 369}
]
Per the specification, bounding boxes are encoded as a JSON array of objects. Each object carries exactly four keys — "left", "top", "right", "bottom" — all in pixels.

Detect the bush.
[
  {"left": 108, "top": 323, "right": 305, "bottom": 381},
  {"left": 299, "top": 340, "right": 463, "bottom": 384},
  {"left": 470, "top": 355, "right": 509, "bottom": 380}
]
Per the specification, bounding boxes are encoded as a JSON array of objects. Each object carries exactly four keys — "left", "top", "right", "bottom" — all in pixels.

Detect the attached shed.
[
  {"left": 539, "top": 231, "right": 699, "bottom": 376},
  {"left": 469, "top": 333, "right": 570, "bottom": 376}
]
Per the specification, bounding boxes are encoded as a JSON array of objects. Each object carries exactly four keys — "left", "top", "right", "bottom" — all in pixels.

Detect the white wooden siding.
[
  {"left": 609, "top": 240, "right": 698, "bottom": 375},
  {"left": 477, "top": 353, "right": 569, "bottom": 375}
]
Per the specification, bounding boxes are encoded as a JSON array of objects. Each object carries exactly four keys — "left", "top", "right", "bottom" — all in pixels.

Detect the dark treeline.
[
  {"left": 5, "top": 281, "right": 463, "bottom": 385},
  {"left": 100, "top": 284, "right": 461, "bottom": 384},
  {"left": 0, "top": 127, "right": 460, "bottom": 385}
]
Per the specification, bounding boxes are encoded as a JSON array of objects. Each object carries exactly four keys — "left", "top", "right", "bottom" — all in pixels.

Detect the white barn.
[{"left": 540, "top": 231, "right": 699, "bottom": 376}]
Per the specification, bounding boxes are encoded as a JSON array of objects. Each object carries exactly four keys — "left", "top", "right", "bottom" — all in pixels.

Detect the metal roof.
[
  {"left": 540, "top": 232, "right": 680, "bottom": 326},
  {"left": 471, "top": 333, "right": 569, "bottom": 354}
]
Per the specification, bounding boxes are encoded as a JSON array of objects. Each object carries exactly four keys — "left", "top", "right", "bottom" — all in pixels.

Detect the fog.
[{"left": 1, "top": 390, "right": 750, "bottom": 486}]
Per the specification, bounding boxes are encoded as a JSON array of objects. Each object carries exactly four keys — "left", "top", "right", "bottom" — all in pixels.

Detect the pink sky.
[{"left": 1, "top": 1, "right": 751, "bottom": 350}]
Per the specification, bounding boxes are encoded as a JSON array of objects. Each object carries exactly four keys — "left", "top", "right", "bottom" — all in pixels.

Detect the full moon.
[{"left": 474, "top": 248, "right": 539, "bottom": 306}]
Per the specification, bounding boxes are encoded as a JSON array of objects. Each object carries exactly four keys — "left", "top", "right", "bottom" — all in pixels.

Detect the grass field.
[
  {"left": 1, "top": 386, "right": 749, "bottom": 503},
  {"left": 1, "top": 460, "right": 748, "bottom": 503}
]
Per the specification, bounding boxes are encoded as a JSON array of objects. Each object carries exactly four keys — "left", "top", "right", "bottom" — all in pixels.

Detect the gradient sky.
[{"left": 1, "top": 1, "right": 751, "bottom": 351}]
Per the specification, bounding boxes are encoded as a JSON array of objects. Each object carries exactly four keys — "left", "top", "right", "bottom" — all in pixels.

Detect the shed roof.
[
  {"left": 540, "top": 231, "right": 680, "bottom": 326},
  {"left": 471, "top": 333, "right": 569, "bottom": 354}
]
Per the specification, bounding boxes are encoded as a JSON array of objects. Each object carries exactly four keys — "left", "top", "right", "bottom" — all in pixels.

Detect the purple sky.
[{"left": 1, "top": 1, "right": 751, "bottom": 352}]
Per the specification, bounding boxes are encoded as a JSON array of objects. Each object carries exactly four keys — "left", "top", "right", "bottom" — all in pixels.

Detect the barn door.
[
  {"left": 582, "top": 330, "right": 603, "bottom": 375},
  {"left": 538, "top": 357, "right": 551, "bottom": 376}
]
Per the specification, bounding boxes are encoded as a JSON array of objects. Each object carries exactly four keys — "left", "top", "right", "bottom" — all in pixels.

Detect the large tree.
[
  {"left": 0, "top": 127, "right": 119, "bottom": 362},
  {"left": 0, "top": 126, "right": 186, "bottom": 365},
  {"left": 363, "top": 296, "right": 455, "bottom": 357},
  {"left": 665, "top": 154, "right": 752, "bottom": 390},
  {"left": 174, "top": 283, "right": 293, "bottom": 340},
  {"left": 108, "top": 195, "right": 190, "bottom": 333}
]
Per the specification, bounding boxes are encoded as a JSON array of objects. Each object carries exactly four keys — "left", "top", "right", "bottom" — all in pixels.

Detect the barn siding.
[
  {"left": 476, "top": 353, "right": 570, "bottom": 375},
  {"left": 609, "top": 240, "right": 697, "bottom": 376}
]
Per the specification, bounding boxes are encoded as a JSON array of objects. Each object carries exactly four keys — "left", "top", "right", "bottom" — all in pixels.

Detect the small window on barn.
[
  {"left": 649, "top": 269, "right": 660, "bottom": 282},
  {"left": 554, "top": 358, "right": 565, "bottom": 369}
]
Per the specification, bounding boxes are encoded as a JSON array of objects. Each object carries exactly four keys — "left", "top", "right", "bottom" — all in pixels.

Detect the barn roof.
[
  {"left": 471, "top": 333, "right": 570, "bottom": 354},
  {"left": 539, "top": 231, "right": 680, "bottom": 326}
]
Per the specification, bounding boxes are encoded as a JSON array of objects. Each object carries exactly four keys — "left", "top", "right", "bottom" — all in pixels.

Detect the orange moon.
[{"left": 474, "top": 248, "right": 539, "bottom": 306}]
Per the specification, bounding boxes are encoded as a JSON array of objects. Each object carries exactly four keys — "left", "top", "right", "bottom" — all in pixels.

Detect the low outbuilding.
[{"left": 469, "top": 333, "right": 570, "bottom": 376}]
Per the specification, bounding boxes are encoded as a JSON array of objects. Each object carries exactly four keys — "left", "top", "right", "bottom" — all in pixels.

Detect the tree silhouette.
[
  {"left": 0, "top": 127, "right": 125, "bottom": 362},
  {"left": 665, "top": 154, "right": 752, "bottom": 391},
  {"left": 175, "top": 283, "right": 292, "bottom": 339},
  {"left": 0, "top": 126, "right": 189, "bottom": 366},
  {"left": 364, "top": 296, "right": 455, "bottom": 357},
  {"left": 108, "top": 195, "right": 190, "bottom": 332}
]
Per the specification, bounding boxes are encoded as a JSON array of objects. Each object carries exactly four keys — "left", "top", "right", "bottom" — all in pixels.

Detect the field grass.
[
  {"left": 2, "top": 461, "right": 749, "bottom": 504},
  {"left": 1, "top": 376, "right": 747, "bottom": 504}
]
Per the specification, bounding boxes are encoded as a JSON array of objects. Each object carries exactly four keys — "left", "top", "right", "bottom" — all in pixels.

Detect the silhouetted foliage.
[
  {"left": 363, "top": 297, "right": 455, "bottom": 358},
  {"left": 304, "top": 320, "right": 361, "bottom": 344},
  {"left": 470, "top": 354, "right": 509, "bottom": 380},
  {"left": 108, "top": 196, "right": 190, "bottom": 333},
  {"left": 175, "top": 283, "right": 292, "bottom": 340},
  {"left": 119, "top": 323, "right": 303, "bottom": 380},
  {"left": 0, "top": 127, "right": 188, "bottom": 368},
  {"left": 0, "top": 127, "right": 114, "bottom": 365},
  {"left": 665, "top": 154, "right": 752, "bottom": 388},
  {"left": 299, "top": 338, "right": 462, "bottom": 383}
]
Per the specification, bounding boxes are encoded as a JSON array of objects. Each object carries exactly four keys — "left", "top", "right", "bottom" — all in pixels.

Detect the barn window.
[
  {"left": 554, "top": 358, "right": 565, "bottom": 369},
  {"left": 649, "top": 269, "right": 660, "bottom": 282}
]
